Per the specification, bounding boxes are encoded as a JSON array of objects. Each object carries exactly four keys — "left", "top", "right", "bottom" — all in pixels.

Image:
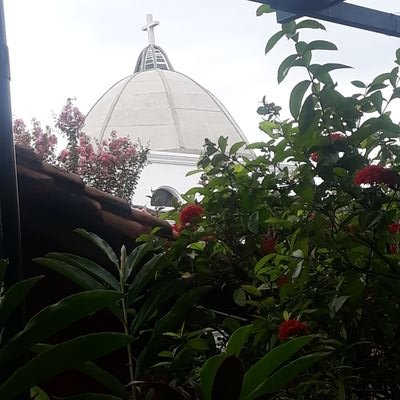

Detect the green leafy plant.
[{"left": 0, "top": 259, "right": 130, "bottom": 400}]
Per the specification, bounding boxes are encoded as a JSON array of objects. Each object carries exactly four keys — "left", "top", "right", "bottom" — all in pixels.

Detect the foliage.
[
  {"left": 35, "top": 229, "right": 212, "bottom": 399},
  {"left": 0, "top": 259, "right": 130, "bottom": 400},
  {"left": 153, "top": 16, "right": 400, "bottom": 399},
  {"left": 13, "top": 98, "right": 149, "bottom": 203}
]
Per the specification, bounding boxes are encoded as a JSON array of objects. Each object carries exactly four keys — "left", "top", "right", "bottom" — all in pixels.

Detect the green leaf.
[
  {"left": 246, "top": 352, "right": 328, "bottom": 398},
  {"left": 200, "top": 354, "right": 227, "bottom": 400},
  {"left": 278, "top": 54, "right": 299, "bottom": 83},
  {"left": 351, "top": 80, "right": 366, "bottom": 88},
  {"left": 298, "top": 94, "right": 316, "bottom": 136},
  {"left": 0, "top": 276, "right": 42, "bottom": 330},
  {"left": 396, "top": 48, "right": 400, "bottom": 64},
  {"left": 233, "top": 288, "right": 247, "bottom": 306},
  {"left": 305, "top": 40, "right": 338, "bottom": 52},
  {"left": 256, "top": 4, "right": 274, "bottom": 16},
  {"left": 289, "top": 80, "right": 311, "bottom": 119},
  {"left": 229, "top": 141, "right": 246, "bottom": 155},
  {"left": 186, "top": 169, "right": 202, "bottom": 177},
  {"left": 254, "top": 254, "right": 275, "bottom": 274},
  {"left": 46, "top": 253, "right": 119, "bottom": 290},
  {"left": 265, "top": 30, "right": 285, "bottom": 55},
  {"left": 369, "top": 91, "right": 383, "bottom": 113},
  {"left": 136, "top": 286, "right": 211, "bottom": 375},
  {"left": 31, "top": 386, "right": 50, "bottom": 400},
  {"left": 226, "top": 325, "right": 253, "bottom": 357},
  {"left": 0, "top": 333, "right": 132, "bottom": 400},
  {"left": 54, "top": 395, "right": 121, "bottom": 400},
  {"left": 295, "top": 20, "right": 326, "bottom": 30},
  {"left": 0, "top": 290, "right": 123, "bottom": 369},
  {"left": 131, "top": 281, "right": 182, "bottom": 335},
  {"left": 240, "top": 335, "right": 316, "bottom": 398},
  {"left": 218, "top": 136, "right": 228, "bottom": 153},
  {"left": 34, "top": 258, "right": 105, "bottom": 291},
  {"left": 245, "top": 142, "right": 268, "bottom": 150},
  {"left": 247, "top": 211, "right": 259, "bottom": 234},
  {"left": 330, "top": 295, "right": 349, "bottom": 314},
  {"left": 125, "top": 242, "right": 153, "bottom": 281},
  {"left": 212, "top": 356, "right": 244, "bottom": 400},
  {"left": 74, "top": 229, "right": 119, "bottom": 268},
  {"left": 126, "top": 253, "right": 166, "bottom": 305},
  {"left": 294, "top": 180, "right": 314, "bottom": 202}
]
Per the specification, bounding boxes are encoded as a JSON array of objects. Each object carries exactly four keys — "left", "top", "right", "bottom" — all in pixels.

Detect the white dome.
[{"left": 85, "top": 55, "right": 248, "bottom": 154}]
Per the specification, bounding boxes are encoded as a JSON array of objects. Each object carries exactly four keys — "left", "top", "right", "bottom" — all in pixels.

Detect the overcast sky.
[{"left": 3, "top": 0, "right": 400, "bottom": 142}]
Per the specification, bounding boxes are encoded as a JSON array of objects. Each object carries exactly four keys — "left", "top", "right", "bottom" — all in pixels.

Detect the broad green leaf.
[
  {"left": 369, "top": 91, "right": 383, "bottom": 113},
  {"left": 305, "top": 40, "right": 337, "bottom": 52},
  {"left": 131, "top": 281, "right": 182, "bottom": 335},
  {"left": 34, "top": 258, "right": 105, "bottom": 291},
  {"left": 254, "top": 254, "right": 275, "bottom": 274},
  {"left": 218, "top": 136, "right": 228, "bottom": 153},
  {"left": 0, "top": 290, "right": 123, "bottom": 369},
  {"left": 74, "top": 229, "right": 119, "bottom": 268},
  {"left": 240, "top": 335, "right": 316, "bottom": 398},
  {"left": 256, "top": 4, "right": 274, "bottom": 16},
  {"left": 351, "top": 80, "right": 366, "bottom": 88},
  {"left": 396, "top": 48, "right": 400, "bottom": 64},
  {"left": 127, "top": 253, "right": 166, "bottom": 305},
  {"left": 31, "top": 386, "right": 50, "bottom": 400},
  {"left": 46, "top": 253, "right": 119, "bottom": 290},
  {"left": 125, "top": 242, "right": 153, "bottom": 281},
  {"left": 0, "top": 276, "right": 42, "bottom": 330},
  {"left": 229, "top": 141, "right": 246, "bottom": 155},
  {"left": 226, "top": 325, "right": 253, "bottom": 357},
  {"left": 200, "top": 354, "right": 227, "bottom": 400},
  {"left": 265, "top": 30, "right": 285, "bottom": 55},
  {"left": 298, "top": 94, "right": 316, "bottom": 136},
  {"left": 330, "top": 295, "right": 350, "bottom": 314},
  {"left": 245, "top": 142, "right": 268, "bottom": 150},
  {"left": 247, "top": 211, "right": 259, "bottom": 234},
  {"left": 31, "top": 344, "right": 129, "bottom": 400},
  {"left": 246, "top": 352, "right": 328, "bottom": 398},
  {"left": 289, "top": 80, "right": 311, "bottom": 119},
  {"left": 0, "top": 333, "right": 132, "bottom": 400},
  {"left": 212, "top": 356, "right": 244, "bottom": 400},
  {"left": 295, "top": 20, "right": 326, "bottom": 30},
  {"left": 136, "top": 286, "right": 211, "bottom": 375},
  {"left": 54, "top": 395, "right": 121, "bottom": 400},
  {"left": 77, "top": 362, "right": 129, "bottom": 399},
  {"left": 233, "top": 288, "right": 247, "bottom": 306},
  {"left": 278, "top": 54, "right": 299, "bottom": 83}
]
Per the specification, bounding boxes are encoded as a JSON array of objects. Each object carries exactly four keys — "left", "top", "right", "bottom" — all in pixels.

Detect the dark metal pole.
[{"left": 0, "top": 0, "right": 24, "bottom": 311}]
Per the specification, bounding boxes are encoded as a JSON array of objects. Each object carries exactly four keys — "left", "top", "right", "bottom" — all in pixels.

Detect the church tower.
[{"left": 84, "top": 14, "right": 249, "bottom": 207}]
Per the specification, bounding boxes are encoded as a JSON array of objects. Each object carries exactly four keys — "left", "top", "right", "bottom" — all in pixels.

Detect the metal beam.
[{"left": 251, "top": 1, "right": 400, "bottom": 38}]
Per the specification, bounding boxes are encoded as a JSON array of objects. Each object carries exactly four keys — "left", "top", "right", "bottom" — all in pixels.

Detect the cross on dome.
[{"left": 141, "top": 14, "right": 159, "bottom": 45}]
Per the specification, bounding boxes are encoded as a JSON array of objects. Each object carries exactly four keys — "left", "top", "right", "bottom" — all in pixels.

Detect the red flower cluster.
[
  {"left": 261, "top": 235, "right": 277, "bottom": 255},
  {"left": 354, "top": 165, "right": 400, "bottom": 186},
  {"left": 329, "top": 132, "right": 345, "bottom": 141},
  {"left": 310, "top": 152, "right": 319, "bottom": 163},
  {"left": 389, "top": 243, "right": 398, "bottom": 254},
  {"left": 180, "top": 204, "right": 204, "bottom": 225},
  {"left": 278, "top": 319, "right": 307, "bottom": 341},
  {"left": 388, "top": 223, "right": 400, "bottom": 235},
  {"left": 276, "top": 275, "right": 289, "bottom": 288}
]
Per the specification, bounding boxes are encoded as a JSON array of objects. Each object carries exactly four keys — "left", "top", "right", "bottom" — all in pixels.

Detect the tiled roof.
[{"left": 15, "top": 145, "right": 172, "bottom": 243}]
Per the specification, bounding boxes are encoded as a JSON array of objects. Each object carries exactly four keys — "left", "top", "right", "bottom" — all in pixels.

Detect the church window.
[{"left": 151, "top": 188, "right": 177, "bottom": 207}]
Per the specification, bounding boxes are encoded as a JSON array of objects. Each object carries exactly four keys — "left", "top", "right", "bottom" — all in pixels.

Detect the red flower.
[
  {"left": 310, "top": 152, "right": 319, "bottom": 162},
  {"left": 354, "top": 165, "right": 400, "bottom": 186},
  {"left": 389, "top": 243, "right": 398, "bottom": 254},
  {"left": 329, "top": 132, "right": 345, "bottom": 141},
  {"left": 278, "top": 319, "right": 307, "bottom": 341},
  {"left": 388, "top": 223, "right": 400, "bottom": 235},
  {"left": 276, "top": 275, "right": 289, "bottom": 288},
  {"left": 172, "top": 223, "right": 181, "bottom": 238},
  {"left": 261, "top": 235, "right": 277, "bottom": 255},
  {"left": 180, "top": 204, "right": 204, "bottom": 225}
]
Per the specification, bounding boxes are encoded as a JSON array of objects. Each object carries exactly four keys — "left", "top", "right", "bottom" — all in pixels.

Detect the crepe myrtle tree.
[{"left": 13, "top": 98, "right": 149, "bottom": 203}]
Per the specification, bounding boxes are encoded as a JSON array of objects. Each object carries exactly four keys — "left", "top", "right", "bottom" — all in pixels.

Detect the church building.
[{"left": 84, "top": 14, "right": 249, "bottom": 207}]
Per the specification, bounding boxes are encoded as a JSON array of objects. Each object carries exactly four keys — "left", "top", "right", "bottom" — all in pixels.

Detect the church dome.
[{"left": 84, "top": 15, "right": 248, "bottom": 154}]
